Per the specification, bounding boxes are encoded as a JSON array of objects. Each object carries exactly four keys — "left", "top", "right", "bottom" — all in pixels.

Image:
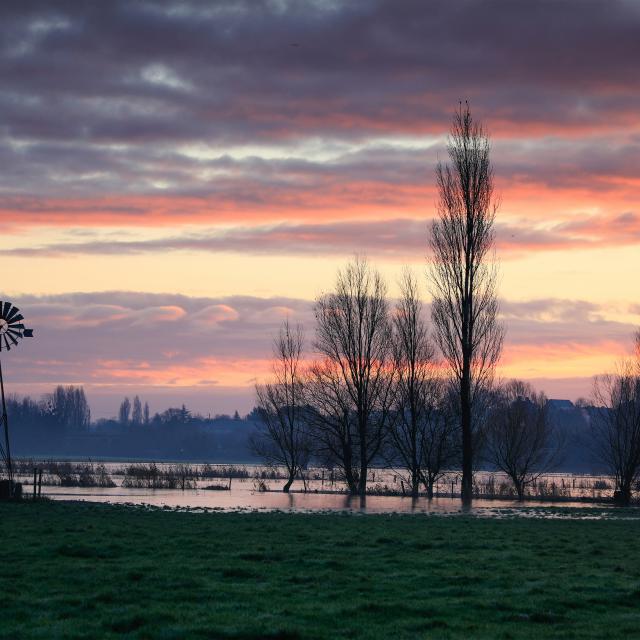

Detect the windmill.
[{"left": 0, "top": 301, "right": 34, "bottom": 496}]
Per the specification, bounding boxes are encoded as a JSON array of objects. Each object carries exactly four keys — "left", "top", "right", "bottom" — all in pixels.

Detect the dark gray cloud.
[
  {"left": 3, "top": 135, "right": 640, "bottom": 200},
  {"left": 500, "top": 298, "right": 635, "bottom": 347},
  {"left": 0, "top": 0, "right": 639, "bottom": 212},
  {"left": 0, "top": 132, "right": 638, "bottom": 230},
  {"left": 2, "top": 1, "right": 638, "bottom": 142}
]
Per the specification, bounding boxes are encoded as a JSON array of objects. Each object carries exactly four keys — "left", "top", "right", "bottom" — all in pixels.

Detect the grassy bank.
[{"left": 1, "top": 502, "right": 640, "bottom": 639}]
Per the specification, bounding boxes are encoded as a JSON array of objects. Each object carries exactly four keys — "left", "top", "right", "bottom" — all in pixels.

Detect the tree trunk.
[
  {"left": 615, "top": 481, "right": 631, "bottom": 506},
  {"left": 515, "top": 478, "right": 525, "bottom": 501},
  {"left": 426, "top": 479, "right": 434, "bottom": 500},
  {"left": 461, "top": 372, "right": 473, "bottom": 502},
  {"left": 283, "top": 471, "right": 294, "bottom": 493},
  {"left": 411, "top": 472, "right": 420, "bottom": 498},
  {"left": 358, "top": 420, "right": 368, "bottom": 496},
  {"left": 343, "top": 438, "right": 359, "bottom": 494},
  {"left": 344, "top": 468, "right": 358, "bottom": 495},
  {"left": 357, "top": 464, "right": 367, "bottom": 496}
]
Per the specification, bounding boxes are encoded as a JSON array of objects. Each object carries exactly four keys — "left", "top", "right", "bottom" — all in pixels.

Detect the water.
[
  {"left": 36, "top": 479, "right": 611, "bottom": 516},
  {"left": 14, "top": 461, "right": 621, "bottom": 516}
]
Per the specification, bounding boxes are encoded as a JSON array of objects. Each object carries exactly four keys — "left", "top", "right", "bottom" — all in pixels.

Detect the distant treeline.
[
  {"left": 7, "top": 386, "right": 259, "bottom": 462},
  {"left": 5, "top": 384, "right": 601, "bottom": 474}
]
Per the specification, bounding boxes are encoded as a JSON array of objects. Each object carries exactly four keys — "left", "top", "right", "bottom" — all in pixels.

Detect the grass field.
[{"left": 1, "top": 501, "right": 640, "bottom": 639}]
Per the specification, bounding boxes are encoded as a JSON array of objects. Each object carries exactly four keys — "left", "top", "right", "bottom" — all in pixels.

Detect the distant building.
[{"left": 547, "top": 399, "right": 575, "bottom": 411}]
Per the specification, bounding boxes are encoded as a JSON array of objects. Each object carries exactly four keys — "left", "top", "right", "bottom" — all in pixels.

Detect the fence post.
[{"left": 33, "top": 468, "right": 37, "bottom": 499}]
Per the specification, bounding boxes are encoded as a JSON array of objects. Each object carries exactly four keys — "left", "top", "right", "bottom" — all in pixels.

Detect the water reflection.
[{"left": 340, "top": 494, "right": 367, "bottom": 511}]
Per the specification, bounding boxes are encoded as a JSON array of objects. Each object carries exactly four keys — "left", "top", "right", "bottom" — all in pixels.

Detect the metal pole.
[{"left": 0, "top": 356, "right": 13, "bottom": 494}]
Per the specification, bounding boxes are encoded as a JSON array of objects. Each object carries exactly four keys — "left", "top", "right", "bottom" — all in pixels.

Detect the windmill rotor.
[{"left": 0, "top": 301, "right": 34, "bottom": 352}]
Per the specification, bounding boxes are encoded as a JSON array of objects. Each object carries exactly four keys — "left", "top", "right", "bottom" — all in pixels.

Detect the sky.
[{"left": 1, "top": 0, "right": 640, "bottom": 418}]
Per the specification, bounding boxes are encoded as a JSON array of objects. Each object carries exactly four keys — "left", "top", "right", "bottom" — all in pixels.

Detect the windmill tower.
[{"left": 0, "top": 301, "right": 34, "bottom": 497}]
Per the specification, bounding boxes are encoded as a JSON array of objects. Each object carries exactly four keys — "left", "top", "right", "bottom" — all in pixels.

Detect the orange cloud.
[{"left": 93, "top": 357, "right": 272, "bottom": 387}]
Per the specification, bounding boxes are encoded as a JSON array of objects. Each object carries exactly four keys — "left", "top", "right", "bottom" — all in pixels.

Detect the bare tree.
[
  {"left": 485, "top": 380, "right": 562, "bottom": 500},
  {"left": 429, "top": 103, "right": 504, "bottom": 501},
  {"left": 312, "top": 257, "right": 394, "bottom": 496},
  {"left": 388, "top": 270, "right": 456, "bottom": 497},
  {"left": 592, "top": 335, "right": 640, "bottom": 505},
  {"left": 418, "top": 385, "right": 459, "bottom": 499},
  {"left": 250, "top": 320, "right": 310, "bottom": 492},
  {"left": 305, "top": 358, "right": 359, "bottom": 493}
]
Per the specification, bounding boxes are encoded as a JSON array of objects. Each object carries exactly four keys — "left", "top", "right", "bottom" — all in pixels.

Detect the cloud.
[
  {"left": 3, "top": 212, "right": 640, "bottom": 259},
  {"left": 0, "top": 133, "right": 638, "bottom": 235},
  {"left": 1, "top": 291, "right": 315, "bottom": 386},
  {"left": 1, "top": 3, "right": 639, "bottom": 413},
  {"left": 191, "top": 304, "right": 240, "bottom": 326},
  {"left": 2, "top": 1, "right": 639, "bottom": 145},
  {"left": 1, "top": 291, "right": 636, "bottom": 400},
  {"left": 0, "top": 1, "right": 638, "bottom": 232}
]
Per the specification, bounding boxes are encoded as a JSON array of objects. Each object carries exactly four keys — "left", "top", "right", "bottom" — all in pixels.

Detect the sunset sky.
[{"left": 1, "top": 1, "right": 640, "bottom": 418}]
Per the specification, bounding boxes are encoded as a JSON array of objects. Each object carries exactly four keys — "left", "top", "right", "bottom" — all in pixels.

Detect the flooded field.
[
  {"left": 40, "top": 483, "right": 617, "bottom": 517},
  {"left": 11, "top": 460, "right": 621, "bottom": 515}
]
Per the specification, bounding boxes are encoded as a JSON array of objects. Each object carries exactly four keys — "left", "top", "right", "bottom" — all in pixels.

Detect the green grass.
[{"left": 1, "top": 501, "right": 640, "bottom": 639}]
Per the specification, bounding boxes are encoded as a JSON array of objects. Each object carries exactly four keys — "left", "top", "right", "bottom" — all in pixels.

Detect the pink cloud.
[{"left": 1, "top": 292, "right": 637, "bottom": 407}]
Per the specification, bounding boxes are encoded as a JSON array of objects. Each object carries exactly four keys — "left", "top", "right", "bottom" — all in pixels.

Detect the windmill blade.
[
  {"left": 7, "top": 331, "right": 19, "bottom": 345},
  {"left": 6, "top": 306, "right": 20, "bottom": 321},
  {"left": 9, "top": 323, "right": 25, "bottom": 330},
  {"left": 1, "top": 301, "right": 10, "bottom": 318},
  {"left": 8, "top": 313, "right": 23, "bottom": 323}
]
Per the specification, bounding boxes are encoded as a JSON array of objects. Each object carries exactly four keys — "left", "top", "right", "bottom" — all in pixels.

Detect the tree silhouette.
[
  {"left": 118, "top": 397, "right": 131, "bottom": 426},
  {"left": 251, "top": 320, "right": 310, "bottom": 492},
  {"left": 131, "top": 396, "right": 143, "bottom": 426},
  {"left": 389, "top": 270, "right": 456, "bottom": 497},
  {"left": 592, "top": 334, "right": 640, "bottom": 505},
  {"left": 312, "top": 257, "right": 394, "bottom": 496},
  {"left": 45, "top": 386, "right": 91, "bottom": 431},
  {"left": 485, "top": 380, "right": 563, "bottom": 500},
  {"left": 429, "top": 103, "right": 504, "bottom": 502}
]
